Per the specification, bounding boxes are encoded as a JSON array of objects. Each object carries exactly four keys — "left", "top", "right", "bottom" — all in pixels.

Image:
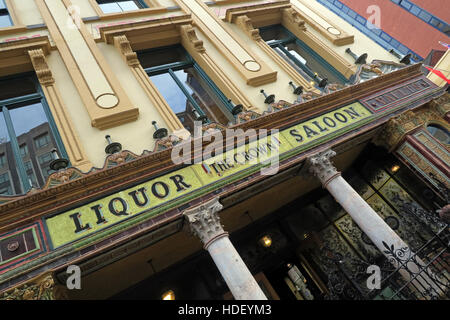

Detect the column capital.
[
  {"left": 306, "top": 149, "right": 340, "bottom": 185},
  {"left": 183, "top": 197, "right": 225, "bottom": 248}
]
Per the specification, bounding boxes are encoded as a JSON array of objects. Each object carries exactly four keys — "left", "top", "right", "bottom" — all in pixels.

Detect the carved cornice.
[
  {"left": 28, "top": 49, "right": 54, "bottom": 86},
  {"left": 0, "top": 273, "right": 65, "bottom": 300},
  {"left": 224, "top": 0, "right": 291, "bottom": 27},
  {"left": 183, "top": 197, "right": 225, "bottom": 248},
  {"left": 0, "top": 36, "right": 52, "bottom": 77},
  {"left": 99, "top": 14, "right": 193, "bottom": 50}
]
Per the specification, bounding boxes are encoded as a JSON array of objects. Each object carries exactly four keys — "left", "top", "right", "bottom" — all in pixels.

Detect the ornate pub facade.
[{"left": 0, "top": 0, "right": 448, "bottom": 300}]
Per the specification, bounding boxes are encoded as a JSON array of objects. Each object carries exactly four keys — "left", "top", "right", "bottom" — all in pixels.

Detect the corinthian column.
[
  {"left": 183, "top": 197, "right": 267, "bottom": 300},
  {"left": 307, "top": 149, "right": 445, "bottom": 298}
]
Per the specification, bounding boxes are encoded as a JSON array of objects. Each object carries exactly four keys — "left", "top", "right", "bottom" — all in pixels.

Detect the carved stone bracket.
[
  {"left": 178, "top": 24, "right": 206, "bottom": 53},
  {"left": 235, "top": 15, "right": 262, "bottom": 41},
  {"left": 113, "top": 35, "right": 140, "bottom": 67},
  {"left": 183, "top": 197, "right": 225, "bottom": 248},
  {"left": 28, "top": 49, "right": 54, "bottom": 86},
  {"left": 281, "top": 8, "right": 307, "bottom": 32}
]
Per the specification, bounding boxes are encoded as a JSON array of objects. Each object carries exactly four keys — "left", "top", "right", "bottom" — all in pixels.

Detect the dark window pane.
[
  {"left": 0, "top": 77, "right": 36, "bottom": 101},
  {"left": 260, "top": 25, "right": 293, "bottom": 42},
  {"left": 427, "top": 125, "right": 450, "bottom": 145},
  {"left": 139, "top": 47, "right": 187, "bottom": 69}
]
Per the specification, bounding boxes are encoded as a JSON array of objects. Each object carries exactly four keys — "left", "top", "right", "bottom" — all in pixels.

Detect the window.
[
  {"left": 34, "top": 133, "right": 50, "bottom": 149},
  {"left": 38, "top": 152, "right": 54, "bottom": 182},
  {"left": 0, "top": 172, "right": 12, "bottom": 195},
  {"left": 19, "top": 144, "right": 28, "bottom": 157},
  {"left": 0, "top": 0, "right": 12, "bottom": 28},
  {"left": 427, "top": 124, "right": 450, "bottom": 145},
  {"left": 24, "top": 160, "right": 37, "bottom": 187},
  {"left": 0, "top": 74, "right": 68, "bottom": 195},
  {"left": 139, "top": 45, "right": 236, "bottom": 134},
  {"left": 97, "top": 0, "right": 147, "bottom": 13},
  {"left": 259, "top": 25, "right": 348, "bottom": 88},
  {"left": 0, "top": 153, "right": 5, "bottom": 167}
]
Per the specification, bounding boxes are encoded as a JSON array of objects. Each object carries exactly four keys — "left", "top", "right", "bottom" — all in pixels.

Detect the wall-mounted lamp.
[
  {"left": 227, "top": 99, "right": 244, "bottom": 115},
  {"left": 313, "top": 73, "right": 328, "bottom": 88},
  {"left": 49, "top": 148, "right": 69, "bottom": 171},
  {"left": 192, "top": 109, "right": 208, "bottom": 123},
  {"left": 389, "top": 49, "right": 412, "bottom": 65},
  {"left": 260, "top": 89, "right": 275, "bottom": 104},
  {"left": 259, "top": 235, "right": 273, "bottom": 248},
  {"left": 289, "top": 81, "right": 303, "bottom": 95},
  {"left": 345, "top": 48, "right": 368, "bottom": 64},
  {"left": 151, "top": 121, "right": 168, "bottom": 139},
  {"left": 104, "top": 135, "right": 122, "bottom": 155},
  {"left": 162, "top": 290, "right": 175, "bottom": 300}
]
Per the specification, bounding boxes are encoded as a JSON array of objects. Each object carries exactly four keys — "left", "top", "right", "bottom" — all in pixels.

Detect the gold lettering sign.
[{"left": 45, "top": 102, "right": 371, "bottom": 248}]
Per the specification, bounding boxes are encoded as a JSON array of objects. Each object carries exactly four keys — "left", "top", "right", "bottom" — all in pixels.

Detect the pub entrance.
[{"left": 111, "top": 144, "right": 448, "bottom": 300}]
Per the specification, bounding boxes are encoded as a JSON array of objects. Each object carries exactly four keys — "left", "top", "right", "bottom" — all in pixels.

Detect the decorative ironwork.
[{"left": 321, "top": 197, "right": 449, "bottom": 300}]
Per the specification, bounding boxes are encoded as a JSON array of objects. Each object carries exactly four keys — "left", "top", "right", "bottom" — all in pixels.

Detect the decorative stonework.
[
  {"left": 429, "top": 93, "right": 450, "bottom": 117},
  {"left": 235, "top": 110, "right": 261, "bottom": 124},
  {"left": 281, "top": 8, "right": 307, "bottom": 32},
  {"left": 373, "top": 94, "right": 448, "bottom": 152},
  {"left": 45, "top": 167, "right": 84, "bottom": 188},
  {"left": 0, "top": 273, "right": 63, "bottom": 300},
  {"left": 178, "top": 24, "right": 206, "bottom": 53},
  {"left": 353, "top": 60, "right": 406, "bottom": 84},
  {"left": 28, "top": 49, "right": 54, "bottom": 86},
  {"left": 306, "top": 149, "right": 340, "bottom": 185},
  {"left": 183, "top": 197, "right": 225, "bottom": 248},
  {"left": 113, "top": 35, "right": 140, "bottom": 67},
  {"left": 105, "top": 150, "right": 139, "bottom": 168},
  {"left": 373, "top": 110, "right": 422, "bottom": 152},
  {"left": 397, "top": 142, "right": 450, "bottom": 189},
  {"left": 235, "top": 15, "right": 261, "bottom": 41},
  {"left": 153, "top": 135, "right": 183, "bottom": 152}
]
